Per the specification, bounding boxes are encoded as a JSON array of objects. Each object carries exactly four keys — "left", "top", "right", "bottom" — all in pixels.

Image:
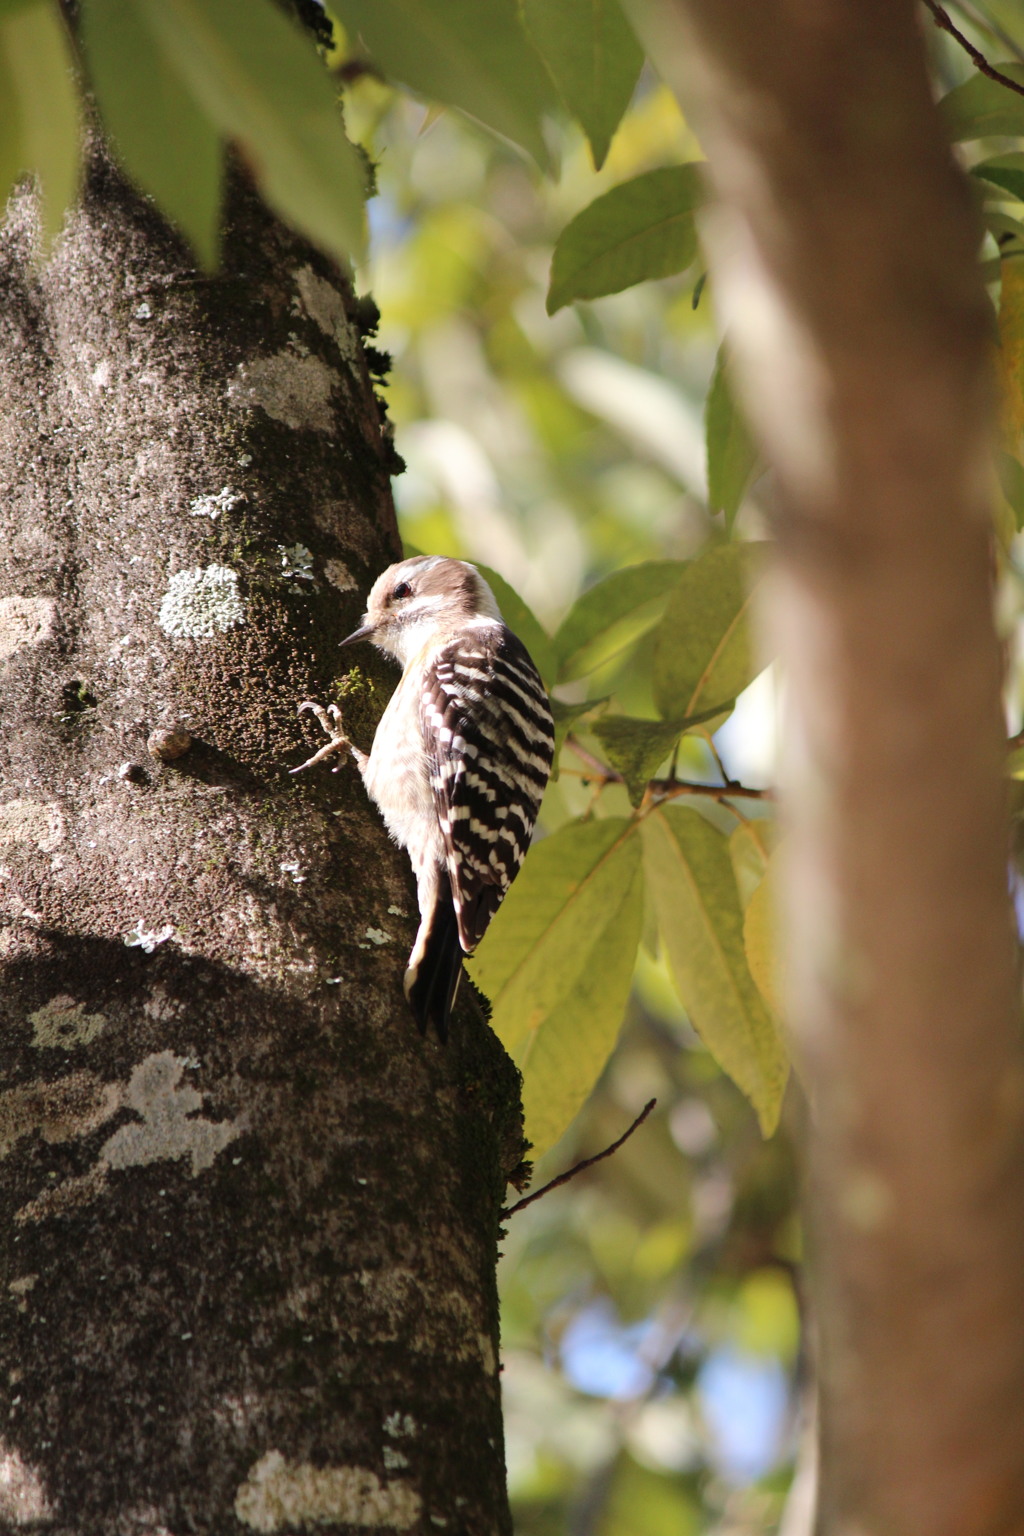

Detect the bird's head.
[{"left": 343, "top": 556, "right": 502, "bottom": 666}]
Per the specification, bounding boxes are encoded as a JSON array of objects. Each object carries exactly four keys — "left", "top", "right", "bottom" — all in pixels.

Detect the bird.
[{"left": 292, "top": 555, "right": 555, "bottom": 1038}]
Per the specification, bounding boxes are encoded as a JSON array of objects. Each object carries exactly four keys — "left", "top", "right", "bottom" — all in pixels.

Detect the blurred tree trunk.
[
  {"left": 634, "top": 0, "right": 1024, "bottom": 1532},
  {"left": 0, "top": 153, "right": 523, "bottom": 1533}
]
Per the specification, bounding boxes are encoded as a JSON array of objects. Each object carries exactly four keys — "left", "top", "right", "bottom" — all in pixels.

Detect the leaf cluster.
[{"left": 467, "top": 541, "right": 786, "bottom": 1156}]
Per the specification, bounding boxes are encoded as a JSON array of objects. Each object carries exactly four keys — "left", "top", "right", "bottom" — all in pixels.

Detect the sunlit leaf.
[
  {"left": 82, "top": 0, "right": 221, "bottom": 266},
  {"left": 941, "top": 66, "right": 1024, "bottom": 141},
  {"left": 652, "top": 542, "right": 767, "bottom": 721},
  {"left": 706, "top": 343, "right": 760, "bottom": 533},
  {"left": 972, "top": 156, "right": 1024, "bottom": 205},
  {"left": 467, "top": 818, "right": 643, "bottom": 1156},
  {"left": 139, "top": 0, "right": 366, "bottom": 264},
  {"left": 332, "top": 0, "right": 557, "bottom": 169},
  {"left": 547, "top": 164, "right": 703, "bottom": 314},
  {"left": 743, "top": 858, "right": 782, "bottom": 1022},
  {"left": 475, "top": 563, "right": 556, "bottom": 687},
  {"left": 0, "top": 0, "right": 80, "bottom": 241},
  {"left": 984, "top": 207, "right": 1024, "bottom": 245},
  {"left": 642, "top": 805, "right": 787, "bottom": 1134},
  {"left": 999, "top": 253, "right": 1024, "bottom": 459},
  {"left": 553, "top": 559, "right": 683, "bottom": 682},
  {"left": 520, "top": 0, "right": 643, "bottom": 170}
]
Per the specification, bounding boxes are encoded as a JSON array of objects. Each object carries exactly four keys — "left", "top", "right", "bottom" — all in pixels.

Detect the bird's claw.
[{"left": 291, "top": 700, "right": 353, "bottom": 774}]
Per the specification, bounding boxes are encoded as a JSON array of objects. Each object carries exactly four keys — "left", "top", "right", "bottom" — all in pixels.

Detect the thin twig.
[
  {"left": 922, "top": 0, "right": 1024, "bottom": 98},
  {"left": 648, "top": 777, "right": 770, "bottom": 804},
  {"left": 501, "top": 1100, "right": 657, "bottom": 1219}
]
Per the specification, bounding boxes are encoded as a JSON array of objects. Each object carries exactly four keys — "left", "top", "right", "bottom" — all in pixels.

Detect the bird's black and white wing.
[{"left": 421, "top": 626, "right": 555, "bottom": 954}]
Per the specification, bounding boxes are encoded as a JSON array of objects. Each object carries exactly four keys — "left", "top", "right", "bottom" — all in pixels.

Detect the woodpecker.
[{"left": 292, "top": 555, "right": 555, "bottom": 1039}]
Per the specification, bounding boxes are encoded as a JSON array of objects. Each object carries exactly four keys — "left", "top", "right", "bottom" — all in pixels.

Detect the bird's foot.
[{"left": 291, "top": 701, "right": 353, "bottom": 774}]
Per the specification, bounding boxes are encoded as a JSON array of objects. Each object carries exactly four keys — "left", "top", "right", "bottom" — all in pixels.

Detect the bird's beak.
[{"left": 340, "top": 621, "right": 374, "bottom": 647}]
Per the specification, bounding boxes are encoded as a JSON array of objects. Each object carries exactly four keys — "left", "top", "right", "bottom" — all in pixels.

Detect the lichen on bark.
[{"left": 0, "top": 150, "right": 524, "bottom": 1533}]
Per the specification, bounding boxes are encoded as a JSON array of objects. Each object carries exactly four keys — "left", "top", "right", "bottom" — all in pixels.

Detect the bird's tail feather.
[{"left": 404, "top": 884, "right": 463, "bottom": 1041}]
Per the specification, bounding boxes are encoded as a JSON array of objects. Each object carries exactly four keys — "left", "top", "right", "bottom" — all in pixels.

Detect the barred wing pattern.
[{"left": 421, "top": 627, "right": 555, "bottom": 953}]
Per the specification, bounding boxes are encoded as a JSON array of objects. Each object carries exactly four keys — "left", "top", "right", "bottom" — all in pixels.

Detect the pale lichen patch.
[
  {"left": 228, "top": 352, "right": 339, "bottom": 435},
  {"left": 0, "top": 596, "right": 56, "bottom": 662},
  {"left": 0, "top": 800, "right": 64, "bottom": 851},
  {"left": 16, "top": 1054, "right": 239, "bottom": 1225},
  {"left": 235, "top": 1452, "right": 420, "bottom": 1533},
  {"left": 29, "top": 995, "right": 108, "bottom": 1050},
  {"left": 101, "top": 1052, "right": 239, "bottom": 1176},
  {"left": 293, "top": 266, "right": 360, "bottom": 368},
  {"left": 324, "top": 558, "right": 357, "bottom": 592},
  {"left": 158, "top": 566, "right": 245, "bottom": 639},
  {"left": 191, "top": 486, "right": 244, "bottom": 520},
  {"left": 8, "top": 1275, "right": 37, "bottom": 1313},
  {"left": 0, "top": 1441, "right": 51, "bottom": 1522},
  {"left": 477, "top": 1332, "right": 497, "bottom": 1376}
]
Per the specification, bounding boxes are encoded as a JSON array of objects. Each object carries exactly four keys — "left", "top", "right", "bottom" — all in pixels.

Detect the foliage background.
[
  {"left": 338, "top": 9, "right": 1024, "bottom": 1527},
  {"left": 5, "top": 0, "right": 1024, "bottom": 1526}
]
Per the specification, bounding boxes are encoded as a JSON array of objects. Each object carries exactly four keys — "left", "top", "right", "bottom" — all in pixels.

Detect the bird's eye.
[{"left": 392, "top": 581, "right": 412, "bottom": 601}]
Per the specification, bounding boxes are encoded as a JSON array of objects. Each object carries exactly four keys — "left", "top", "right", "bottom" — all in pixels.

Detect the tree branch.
[
  {"left": 921, "top": 0, "right": 1024, "bottom": 98},
  {"left": 564, "top": 735, "right": 770, "bottom": 804}
]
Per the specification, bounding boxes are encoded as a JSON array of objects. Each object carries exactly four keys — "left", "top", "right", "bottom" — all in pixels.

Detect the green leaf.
[
  {"left": 547, "top": 164, "right": 703, "bottom": 314},
  {"left": 593, "top": 717, "right": 684, "bottom": 804},
  {"left": 553, "top": 559, "right": 684, "bottom": 682},
  {"left": 475, "top": 563, "right": 556, "bottom": 688},
  {"left": 0, "top": 0, "right": 39, "bottom": 16},
  {"left": 592, "top": 702, "right": 734, "bottom": 805},
  {"left": 82, "top": 0, "right": 221, "bottom": 266},
  {"left": 642, "top": 805, "right": 787, "bottom": 1134},
  {"left": 139, "top": 0, "right": 366, "bottom": 265},
  {"left": 652, "top": 542, "right": 767, "bottom": 721},
  {"left": 0, "top": 0, "right": 80, "bottom": 241},
  {"left": 706, "top": 344, "right": 759, "bottom": 533},
  {"left": 467, "top": 818, "right": 643, "bottom": 1157},
  {"left": 941, "top": 66, "right": 1024, "bottom": 142},
  {"left": 332, "top": 0, "right": 557, "bottom": 170},
  {"left": 743, "top": 859, "right": 782, "bottom": 1022},
  {"left": 973, "top": 157, "right": 1024, "bottom": 206},
  {"left": 520, "top": 0, "right": 643, "bottom": 171},
  {"left": 998, "top": 450, "right": 1024, "bottom": 531},
  {"left": 984, "top": 207, "right": 1024, "bottom": 245}
]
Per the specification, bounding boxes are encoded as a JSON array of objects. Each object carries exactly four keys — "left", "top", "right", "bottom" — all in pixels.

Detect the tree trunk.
[
  {"left": 633, "top": 1, "right": 1024, "bottom": 1532},
  {"left": 0, "top": 153, "right": 523, "bottom": 1534}
]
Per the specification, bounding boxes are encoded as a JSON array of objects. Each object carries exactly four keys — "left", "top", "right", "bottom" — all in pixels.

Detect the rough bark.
[
  {"left": 635, "top": 1, "right": 1024, "bottom": 1532},
  {"left": 0, "top": 153, "right": 523, "bottom": 1534}
]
